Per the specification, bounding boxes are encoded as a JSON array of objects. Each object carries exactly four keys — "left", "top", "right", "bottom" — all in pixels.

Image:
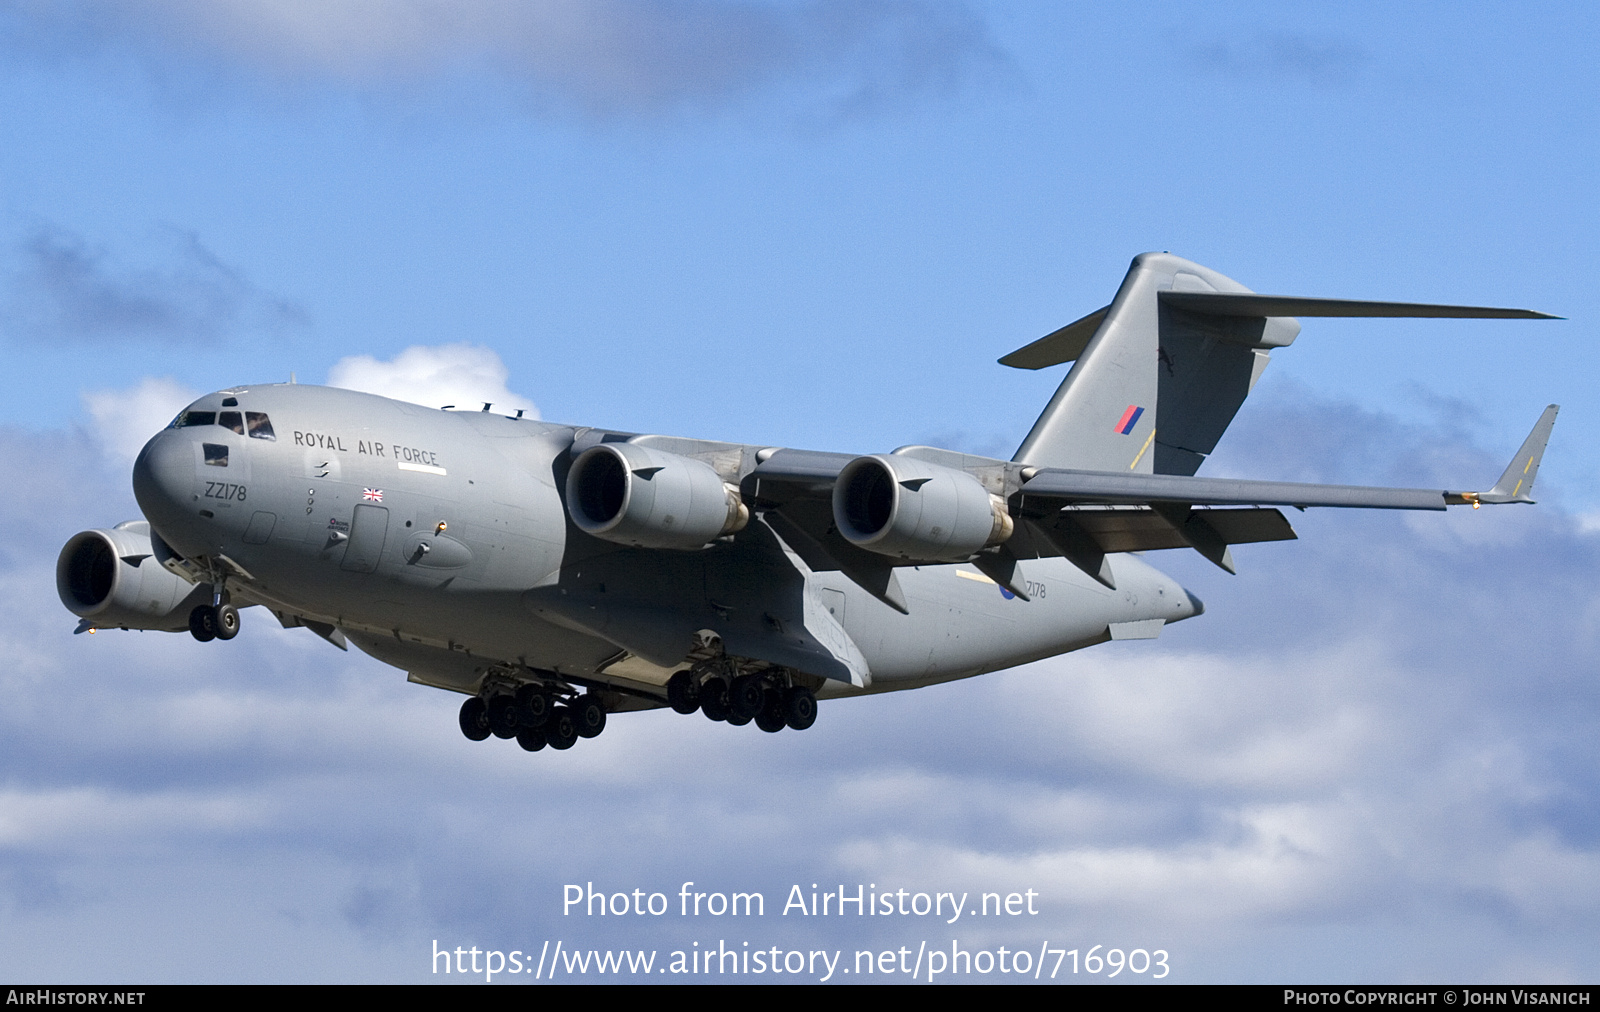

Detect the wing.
[{"left": 748, "top": 406, "right": 1559, "bottom": 596}]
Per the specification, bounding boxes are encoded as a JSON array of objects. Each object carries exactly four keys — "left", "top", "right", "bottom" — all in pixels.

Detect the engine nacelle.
[
  {"left": 833, "top": 454, "right": 1013, "bottom": 562},
  {"left": 566, "top": 443, "right": 749, "bottom": 550},
  {"left": 57, "top": 521, "right": 211, "bottom": 631}
]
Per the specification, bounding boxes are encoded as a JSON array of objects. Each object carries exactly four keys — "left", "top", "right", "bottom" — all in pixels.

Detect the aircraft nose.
[{"left": 132, "top": 429, "right": 193, "bottom": 534}]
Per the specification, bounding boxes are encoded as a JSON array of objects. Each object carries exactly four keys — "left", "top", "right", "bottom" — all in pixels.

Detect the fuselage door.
[{"left": 341, "top": 504, "right": 390, "bottom": 574}]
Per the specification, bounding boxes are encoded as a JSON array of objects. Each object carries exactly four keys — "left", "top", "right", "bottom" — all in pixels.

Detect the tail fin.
[
  {"left": 1008, "top": 253, "right": 1294, "bottom": 475},
  {"left": 1007, "top": 252, "right": 1559, "bottom": 475}
]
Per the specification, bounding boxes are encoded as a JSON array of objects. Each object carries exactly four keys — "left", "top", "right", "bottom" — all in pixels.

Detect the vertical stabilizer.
[{"left": 1009, "top": 253, "right": 1299, "bottom": 474}]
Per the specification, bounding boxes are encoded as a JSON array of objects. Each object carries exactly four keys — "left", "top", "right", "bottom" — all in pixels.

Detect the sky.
[{"left": 0, "top": 0, "right": 1596, "bottom": 984}]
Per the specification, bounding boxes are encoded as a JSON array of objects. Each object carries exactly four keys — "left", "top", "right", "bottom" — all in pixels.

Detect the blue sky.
[{"left": 0, "top": 1, "right": 1596, "bottom": 983}]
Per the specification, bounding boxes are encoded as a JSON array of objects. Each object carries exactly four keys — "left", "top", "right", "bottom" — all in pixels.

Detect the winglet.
[{"left": 1450, "top": 405, "right": 1559, "bottom": 506}]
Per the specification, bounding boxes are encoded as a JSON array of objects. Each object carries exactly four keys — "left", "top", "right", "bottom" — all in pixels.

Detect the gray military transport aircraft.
[{"left": 57, "top": 253, "right": 1559, "bottom": 752}]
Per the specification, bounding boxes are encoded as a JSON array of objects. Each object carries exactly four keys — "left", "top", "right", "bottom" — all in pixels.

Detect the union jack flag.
[{"left": 363, "top": 488, "right": 384, "bottom": 502}]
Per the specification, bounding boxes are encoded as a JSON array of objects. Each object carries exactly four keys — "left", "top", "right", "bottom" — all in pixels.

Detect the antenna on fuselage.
[{"left": 482, "top": 403, "right": 492, "bottom": 412}]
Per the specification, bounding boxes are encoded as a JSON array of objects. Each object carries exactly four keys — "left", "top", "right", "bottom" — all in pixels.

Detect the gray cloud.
[
  {"left": 1185, "top": 32, "right": 1370, "bottom": 88},
  {"left": 0, "top": 225, "right": 307, "bottom": 345},
  {"left": 3, "top": 0, "right": 1012, "bottom": 118},
  {"left": 3, "top": 387, "right": 1597, "bottom": 980}
]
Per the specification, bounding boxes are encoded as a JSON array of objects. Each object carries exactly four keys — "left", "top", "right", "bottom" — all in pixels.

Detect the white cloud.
[
  {"left": 7, "top": 0, "right": 1009, "bottom": 118},
  {"left": 325, "top": 343, "right": 537, "bottom": 417},
  {"left": 81, "top": 375, "right": 198, "bottom": 467}
]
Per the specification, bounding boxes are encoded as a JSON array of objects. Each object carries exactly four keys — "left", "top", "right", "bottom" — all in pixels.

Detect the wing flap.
[{"left": 1045, "top": 506, "right": 1296, "bottom": 552}]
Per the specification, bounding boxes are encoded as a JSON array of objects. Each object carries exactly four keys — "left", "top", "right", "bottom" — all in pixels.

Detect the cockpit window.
[
  {"left": 246, "top": 412, "right": 275, "bottom": 440},
  {"left": 203, "top": 443, "right": 229, "bottom": 467},
  {"left": 171, "top": 407, "right": 275, "bottom": 438}
]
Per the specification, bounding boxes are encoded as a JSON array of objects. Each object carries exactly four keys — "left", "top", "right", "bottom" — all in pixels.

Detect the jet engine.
[
  {"left": 57, "top": 521, "right": 211, "bottom": 632},
  {"left": 566, "top": 443, "right": 749, "bottom": 550},
  {"left": 833, "top": 454, "right": 1013, "bottom": 562}
]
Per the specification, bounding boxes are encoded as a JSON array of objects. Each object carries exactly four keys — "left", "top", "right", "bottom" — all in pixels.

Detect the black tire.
[
  {"left": 546, "top": 707, "right": 579, "bottom": 750},
  {"left": 516, "top": 726, "right": 547, "bottom": 752},
  {"left": 188, "top": 605, "right": 216, "bottom": 642},
  {"left": 755, "top": 688, "right": 786, "bottom": 733},
  {"left": 700, "top": 679, "right": 731, "bottom": 722},
  {"left": 213, "top": 603, "right": 240, "bottom": 640},
  {"left": 488, "top": 695, "right": 520, "bottom": 738},
  {"left": 573, "top": 694, "right": 607, "bottom": 738},
  {"left": 729, "top": 674, "right": 765, "bottom": 720},
  {"left": 784, "top": 687, "right": 817, "bottom": 731},
  {"left": 666, "top": 671, "right": 701, "bottom": 715},
  {"left": 458, "top": 697, "right": 491, "bottom": 741},
  {"left": 516, "top": 683, "right": 550, "bottom": 727}
]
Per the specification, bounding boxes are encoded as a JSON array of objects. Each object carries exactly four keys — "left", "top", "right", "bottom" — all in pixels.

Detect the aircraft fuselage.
[{"left": 128, "top": 383, "right": 1196, "bottom": 708}]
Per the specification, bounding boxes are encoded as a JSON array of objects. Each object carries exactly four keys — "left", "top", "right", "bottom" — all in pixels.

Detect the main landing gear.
[
  {"left": 459, "top": 685, "right": 609, "bottom": 753},
  {"left": 667, "top": 668, "right": 817, "bottom": 733},
  {"left": 188, "top": 603, "right": 240, "bottom": 642}
]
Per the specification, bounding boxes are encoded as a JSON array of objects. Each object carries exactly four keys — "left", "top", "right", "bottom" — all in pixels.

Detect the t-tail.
[{"left": 1004, "top": 252, "right": 1559, "bottom": 476}]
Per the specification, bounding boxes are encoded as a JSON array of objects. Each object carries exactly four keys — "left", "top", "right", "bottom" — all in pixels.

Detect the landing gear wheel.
[
  {"left": 755, "top": 688, "right": 787, "bottom": 733},
  {"left": 667, "top": 671, "right": 701, "bottom": 715},
  {"left": 516, "top": 726, "right": 547, "bottom": 752},
  {"left": 458, "top": 697, "right": 491, "bottom": 741},
  {"left": 515, "top": 683, "right": 551, "bottom": 727},
  {"left": 729, "top": 674, "right": 765, "bottom": 720},
  {"left": 488, "top": 695, "right": 520, "bottom": 739},
  {"left": 573, "top": 694, "right": 607, "bottom": 739},
  {"left": 188, "top": 605, "right": 217, "bottom": 642},
  {"left": 545, "top": 707, "right": 579, "bottom": 750},
  {"left": 213, "top": 603, "right": 240, "bottom": 640},
  {"left": 784, "top": 687, "right": 817, "bottom": 730},
  {"left": 726, "top": 711, "right": 752, "bottom": 727},
  {"left": 700, "top": 679, "right": 731, "bottom": 722}
]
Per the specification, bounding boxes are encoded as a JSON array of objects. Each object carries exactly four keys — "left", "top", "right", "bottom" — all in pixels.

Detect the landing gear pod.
[
  {"left": 57, "top": 522, "right": 212, "bottom": 632},
  {"left": 566, "top": 443, "right": 749, "bottom": 550},
  {"left": 833, "top": 455, "right": 1013, "bottom": 562}
]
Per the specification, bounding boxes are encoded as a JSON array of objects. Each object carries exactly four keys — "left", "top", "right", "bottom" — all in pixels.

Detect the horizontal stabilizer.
[
  {"left": 1160, "top": 291, "right": 1561, "bottom": 320},
  {"left": 999, "top": 305, "right": 1110, "bottom": 370}
]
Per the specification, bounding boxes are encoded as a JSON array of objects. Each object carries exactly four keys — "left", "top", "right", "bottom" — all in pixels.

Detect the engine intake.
[
  {"left": 833, "top": 455, "right": 1013, "bottom": 562},
  {"left": 57, "top": 521, "right": 211, "bottom": 631},
  {"left": 566, "top": 443, "right": 749, "bottom": 550}
]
